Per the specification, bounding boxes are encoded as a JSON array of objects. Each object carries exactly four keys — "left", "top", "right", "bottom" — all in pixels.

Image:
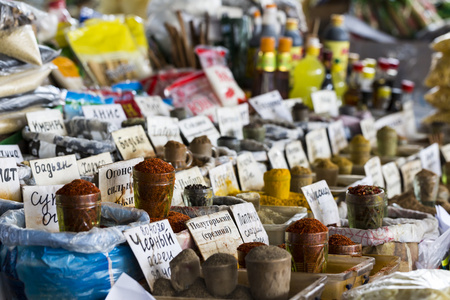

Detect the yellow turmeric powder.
[
  {"left": 259, "top": 191, "right": 311, "bottom": 211},
  {"left": 264, "top": 169, "right": 291, "bottom": 199}
]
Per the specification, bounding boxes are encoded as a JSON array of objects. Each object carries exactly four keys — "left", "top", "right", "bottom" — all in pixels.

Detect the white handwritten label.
[
  {"left": 364, "top": 157, "right": 385, "bottom": 188},
  {"left": 112, "top": 126, "right": 155, "bottom": 160},
  {"left": 134, "top": 96, "right": 170, "bottom": 117},
  {"left": 0, "top": 158, "right": 20, "bottom": 201},
  {"left": 82, "top": 104, "right": 127, "bottom": 129},
  {"left": 360, "top": 117, "right": 376, "bottom": 146},
  {"left": 237, "top": 103, "right": 250, "bottom": 126},
  {"left": 381, "top": 162, "right": 402, "bottom": 198},
  {"left": 237, "top": 152, "right": 264, "bottom": 191},
  {"left": 283, "top": 98, "right": 303, "bottom": 111},
  {"left": 328, "top": 120, "right": 348, "bottom": 155},
  {"left": 374, "top": 112, "right": 406, "bottom": 136},
  {"left": 0, "top": 145, "right": 23, "bottom": 163},
  {"left": 419, "top": 143, "right": 441, "bottom": 176},
  {"left": 98, "top": 157, "right": 144, "bottom": 207},
  {"left": 178, "top": 115, "right": 221, "bottom": 146},
  {"left": 173, "top": 166, "right": 206, "bottom": 206},
  {"left": 285, "top": 140, "right": 309, "bottom": 169},
  {"left": 441, "top": 144, "right": 450, "bottom": 163},
  {"left": 249, "top": 90, "right": 293, "bottom": 122},
  {"left": 124, "top": 221, "right": 182, "bottom": 291},
  {"left": 147, "top": 116, "right": 183, "bottom": 154},
  {"left": 400, "top": 160, "right": 422, "bottom": 191},
  {"left": 268, "top": 148, "right": 289, "bottom": 169},
  {"left": 216, "top": 106, "right": 244, "bottom": 139},
  {"left": 230, "top": 203, "right": 269, "bottom": 244},
  {"left": 186, "top": 211, "right": 243, "bottom": 260},
  {"left": 305, "top": 128, "right": 332, "bottom": 163},
  {"left": 209, "top": 162, "right": 240, "bottom": 196},
  {"left": 30, "top": 154, "right": 80, "bottom": 186},
  {"left": 22, "top": 184, "right": 63, "bottom": 232},
  {"left": 311, "top": 90, "right": 338, "bottom": 116},
  {"left": 26, "top": 109, "right": 67, "bottom": 135},
  {"left": 301, "top": 180, "right": 341, "bottom": 226},
  {"left": 77, "top": 152, "right": 113, "bottom": 176}
]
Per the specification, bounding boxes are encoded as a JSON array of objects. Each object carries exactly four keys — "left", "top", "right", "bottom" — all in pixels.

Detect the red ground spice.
[
  {"left": 151, "top": 211, "right": 190, "bottom": 233},
  {"left": 134, "top": 158, "right": 174, "bottom": 173},
  {"left": 56, "top": 179, "right": 100, "bottom": 196},
  {"left": 285, "top": 218, "right": 328, "bottom": 234},
  {"left": 348, "top": 185, "right": 382, "bottom": 196},
  {"left": 329, "top": 234, "right": 356, "bottom": 246},
  {"left": 237, "top": 242, "right": 266, "bottom": 254}
]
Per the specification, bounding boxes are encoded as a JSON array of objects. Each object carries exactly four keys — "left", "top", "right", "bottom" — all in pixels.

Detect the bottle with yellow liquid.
[
  {"left": 332, "top": 58, "right": 347, "bottom": 106},
  {"left": 323, "top": 14, "right": 349, "bottom": 79},
  {"left": 289, "top": 37, "right": 324, "bottom": 109}
]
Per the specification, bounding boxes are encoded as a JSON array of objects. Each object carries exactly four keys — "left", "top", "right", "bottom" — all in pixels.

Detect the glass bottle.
[
  {"left": 261, "top": 4, "right": 279, "bottom": 44},
  {"left": 372, "top": 57, "right": 390, "bottom": 105},
  {"left": 252, "top": 37, "right": 276, "bottom": 96},
  {"left": 284, "top": 18, "right": 303, "bottom": 87},
  {"left": 361, "top": 67, "right": 375, "bottom": 92},
  {"left": 323, "top": 14, "right": 350, "bottom": 79},
  {"left": 386, "top": 58, "right": 399, "bottom": 87},
  {"left": 276, "top": 37, "right": 292, "bottom": 99},
  {"left": 343, "top": 61, "right": 363, "bottom": 106},
  {"left": 321, "top": 49, "right": 334, "bottom": 90},
  {"left": 245, "top": 10, "right": 262, "bottom": 84},
  {"left": 374, "top": 86, "right": 391, "bottom": 110},
  {"left": 387, "top": 88, "right": 402, "bottom": 112},
  {"left": 401, "top": 80, "right": 415, "bottom": 105},
  {"left": 332, "top": 58, "right": 347, "bottom": 106}
]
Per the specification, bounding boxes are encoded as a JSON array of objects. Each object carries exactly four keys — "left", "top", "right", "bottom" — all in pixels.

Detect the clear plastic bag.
[
  {"left": 416, "top": 228, "right": 450, "bottom": 269},
  {"left": 0, "top": 24, "right": 41, "bottom": 66},
  {"left": 0, "top": 45, "right": 59, "bottom": 76},
  {"left": 431, "top": 31, "right": 450, "bottom": 53},
  {"left": 425, "top": 52, "right": 450, "bottom": 87},
  {"left": 424, "top": 86, "right": 450, "bottom": 110},
  {"left": 0, "top": 0, "right": 35, "bottom": 30},
  {"left": 0, "top": 85, "right": 62, "bottom": 113},
  {"left": 0, "top": 64, "right": 53, "bottom": 98}
]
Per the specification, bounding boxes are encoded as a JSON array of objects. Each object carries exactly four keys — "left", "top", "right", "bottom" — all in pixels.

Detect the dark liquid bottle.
[
  {"left": 321, "top": 49, "right": 334, "bottom": 90},
  {"left": 323, "top": 14, "right": 350, "bottom": 79},
  {"left": 343, "top": 61, "right": 363, "bottom": 106},
  {"left": 275, "top": 37, "right": 292, "bottom": 99},
  {"left": 252, "top": 37, "right": 276, "bottom": 96}
]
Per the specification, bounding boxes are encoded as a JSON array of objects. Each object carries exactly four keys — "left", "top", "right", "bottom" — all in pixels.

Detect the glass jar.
[
  {"left": 243, "top": 125, "right": 266, "bottom": 142},
  {"left": 56, "top": 192, "right": 101, "bottom": 232},
  {"left": 286, "top": 231, "right": 328, "bottom": 273},
  {"left": 183, "top": 187, "right": 213, "bottom": 206},
  {"left": 133, "top": 169, "right": 175, "bottom": 219},
  {"left": 329, "top": 244, "right": 362, "bottom": 256},
  {"left": 413, "top": 170, "right": 439, "bottom": 207},
  {"left": 346, "top": 190, "right": 385, "bottom": 229}
]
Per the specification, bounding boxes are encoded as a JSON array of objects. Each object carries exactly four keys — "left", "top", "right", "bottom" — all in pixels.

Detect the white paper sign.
[
  {"left": 0, "top": 158, "right": 20, "bottom": 201},
  {"left": 381, "top": 162, "right": 402, "bottom": 198},
  {"left": 0, "top": 145, "right": 23, "bottom": 163},
  {"left": 147, "top": 116, "right": 183, "bottom": 154},
  {"left": 98, "top": 157, "right": 144, "bottom": 207},
  {"left": 268, "top": 148, "right": 289, "bottom": 169},
  {"left": 230, "top": 202, "right": 269, "bottom": 244},
  {"left": 364, "top": 157, "right": 385, "bottom": 188},
  {"left": 178, "top": 115, "right": 221, "bottom": 146},
  {"left": 173, "top": 166, "right": 206, "bottom": 206},
  {"left": 305, "top": 128, "right": 332, "bottom": 163},
  {"left": 112, "top": 126, "right": 155, "bottom": 160},
  {"left": 419, "top": 143, "right": 441, "bottom": 176},
  {"left": 186, "top": 211, "right": 243, "bottom": 260},
  {"left": 403, "top": 101, "right": 417, "bottom": 139},
  {"left": 441, "top": 144, "right": 450, "bottom": 163},
  {"left": 285, "top": 140, "right": 309, "bottom": 169},
  {"left": 22, "top": 184, "right": 63, "bottom": 232},
  {"left": 238, "top": 103, "right": 250, "bottom": 126},
  {"left": 374, "top": 112, "right": 406, "bottom": 136},
  {"left": 77, "top": 152, "right": 113, "bottom": 176},
  {"left": 82, "top": 104, "right": 127, "bottom": 129},
  {"left": 30, "top": 154, "right": 80, "bottom": 186},
  {"left": 283, "top": 98, "right": 303, "bottom": 111},
  {"left": 236, "top": 152, "right": 264, "bottom": 191},
  {"left": 209, "top": 162, "right": 240, "bottom": 196},
  {"left": 26, "top": 109, "right": 67, "bottom": 135},
  {"left": 124, "top": 221, "right": 182, "bottom": 291},
  {"left": 311, "top": 90, "right": 338, "bottom": 116},
  {"left": 400, "top": 160, "right": 422, "bottom": 191},
  {"left": 301, "top": 180, "right": 341, "bottom": 226},
  {"left": 360, "top": 117, "right": 376, "bottom": 146},
  {"left": 216, "top": 106, "right": 244, "bottom": 139},
  {"left": 249, "top": 90, "right": 293, "bottom": 122},
  {"left": 105, "top": 273, "right": 156, "bottom": 300},
  {"left": 328, "top": 120, "right": 348, "bottom": 155},
  {"left": 134, "top": 96, "right": 170, "bottom": 117}
]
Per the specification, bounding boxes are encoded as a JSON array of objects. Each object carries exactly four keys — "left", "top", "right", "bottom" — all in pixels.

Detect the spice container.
[
  {"left": 202, "top": 253, "right": 238, "bottom": 297},
  {"left": 346, "top": 185, "right": 385, "bottom": 229},
  {"left": 189, "top": 135, "right": 218, "bottom": 157},
  {"left": 133, "top": 158, "right": 175, "bottom": 219},
  {"left": 328, "top": 234, "right": 361, "bottom": 256},
  {"left": 290, "top": 166, "right": 313, "bottom": 193},
  {"left": 217, "top": 136, "right": 241, "bottom": 152},
  {"left": 331, "top": 156, "right": 353, "bottom": 175},
  {"left": 183, "top": 184, "right": 213, "bottom": 207},
  {"left": 164, "top": 140, "right": 193, "bottom": 170},
  {"left": 377, "top": 126, "right": 397, "bottom": 156},
  {"left": 237, "top": 242, "right": 266, "bottom": 268},
  {"left": 243, "top": 122, "right": 266, "bottom": 142},
  {"left": 413, "top": 169, "right": 439, "bottom": 207},
  {"left": 286, "top": 218, "right": 328, "bottom": 273},
  {"left": 55, "top": 179, "right": 101, "bottom": 232},
  {"left": 313, "top": 158, "right": 339, "bottom": 186},
  {"left": 264, "top": 169, "right": 291, "bottom": 199},
  {"left": 170, "top": 107, "right": 187, "bottom": 120},
  {"left": 292, "top": 102, "right": 310, "bottom": 122},
  {"left": 349, "top": 134, "right": 371, "bottom": 165},
  {"left": 151, "top": 211, "right": 190, "bottom": 233}
]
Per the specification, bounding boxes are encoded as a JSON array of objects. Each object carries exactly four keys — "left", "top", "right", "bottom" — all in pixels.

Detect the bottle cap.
[
  {"left": 391, "top": 88, "right": 402, "bottom": 100},
  {"left": 378, "top": 86, "right": 392, "bottom": 98},
  {"left": 362, "top": 67, "right": 375, "bottom": 79},
  {"left": 261, "top": 37, "right": 276, "bottom": 52},
  {"left": 401, "top": 80, "right": 415, "bottom": 93},
  {"left": 363, "top": 58, "right": 376, "bottom": 68},
  {"left": 352, "top": 61, "right": 364, "bottom": 72},
  {"left": 378, "top": 58, "right": 390, "bottom": 70},
  {"left": 286, "top": 18, "right": 299, "bottom": 30},
  {"left": 331, "top": 14, "right": 345, "bottom": 26},
  {"left": 253, "top": 10, "right": 261, "bottom": 18},
  {"left": 388, "top": 58, "right": 399, "bottom": 69},
  {"left": 305, "top": 36, "right": 321, "bottom": 56},
  {"left": 278, "top": 37, "right": 292, "bottom": 52},
  {"left": 266, "top": 3, "right": 277, "bottom": 9}
]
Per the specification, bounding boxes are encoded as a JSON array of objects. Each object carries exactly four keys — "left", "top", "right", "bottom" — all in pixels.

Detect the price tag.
[
  {"left": 236, "top": 152, "right": 264, "bottom": 191},
  {"left": 77, "top": 152, "right": 113, "bottom": 176},
  {"left": 98, "top": 157, "right": 144, "bottom": 207},
  {"left": 209, "top": 162, "right": 240, "bottom": 196},
  {"left": 381, "top": 162, "right": 402, "bottom": 198},
  {"left": 230, "top": 202, "right": 269, "bottom": 244},
  {"left": 147, "top": 116, "right": 183, "bottom": 154},
  {"left": 403, "top": 101, "right": 417, "bottom": 139},
  {"left": 268, "top": 148, "right": 289, "bottom": 169},
  {"left": 173, "top": 166, "right": 206, "bottom": 206},
  {"left": 400, "top": 160, "right": 422, "bottom": 191},
  {"left": 419, "top": 143, "right": 441, "bottom": 176},
  {"left": 26, "top": 109, "right": 67, "bottom": 135},
  {"left": 305, "top": 128, "right": 332, "bottom": 163},
  {"left": 441, "top": 144, "right": 450, "bottom": 163},
  {"left": 237, "top": 103, "right": 250, "bottom": 126},
  {"left": 364, "top": 157, "right": 385, "bottom": 188},
  {"left": 112, "top": 125, "right": 155, "bottom": 160},
  {"left": 328, "top": 120, "right": 348, "bottom": 155},
  {"left": 249, "top": 91, "right": 293, "bottom": 122},
  {"left": 82, "top": 104, "right": 127, "bottom": 129},
  {"left": 285, "top": 141, "right": 309, "bottom": 169},
  {"left": 124, "top": 220, "right": 182, "bottom": 291},
  {"left": 134, "top": 95, "right": 170, "bottom": 117},
  {"left": 0, "top": 145, "right": 23, "bottom": 163},
  {"left": 311, "top": 90, "right": 338, "bottom": 116},
  {"left": 30, "top": 154, "right": 80, "bottom": 186},
  {"left": 178, "top": 115, "right": 221, "bottom": 146},
  {"left": 186, "top": 211, "right": 243, "bottom": 260},
  {"left": 204, "top": 65, "right": 244, "bottom": 107},
  {"left": 22, "top": 184, "right": 63, "bottom": 232},
  {"left": 374, "top": 112, "right": 406, "bottom": 136},
  {"left": 216, "top": 106, "right": 244, "bottom": 139},
  {"left": 360, "top": 117, "right": 376, "bottom": 146},
  {"left": 0, "top": 158, "right": 20, "bottom": 201},
  {"left": 301, "top": 180, "right": 341, "bottom": 226}
]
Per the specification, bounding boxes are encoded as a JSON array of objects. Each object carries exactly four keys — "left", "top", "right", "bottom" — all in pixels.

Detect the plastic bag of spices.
[
  {"left": 424, "top": 86, "right": 450, "bottom": 110},
  {"left": 424, "top": 52, "right": 450, "bottom": 87},
  {"left": 0, "top": 64, "right": 53, "bottom": 98},
  {"left": 0, "top": 85, "right": 62, "bottom": 113},
  {"left": 0, "top": 25, "right": 41, "bottom": 66}
]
